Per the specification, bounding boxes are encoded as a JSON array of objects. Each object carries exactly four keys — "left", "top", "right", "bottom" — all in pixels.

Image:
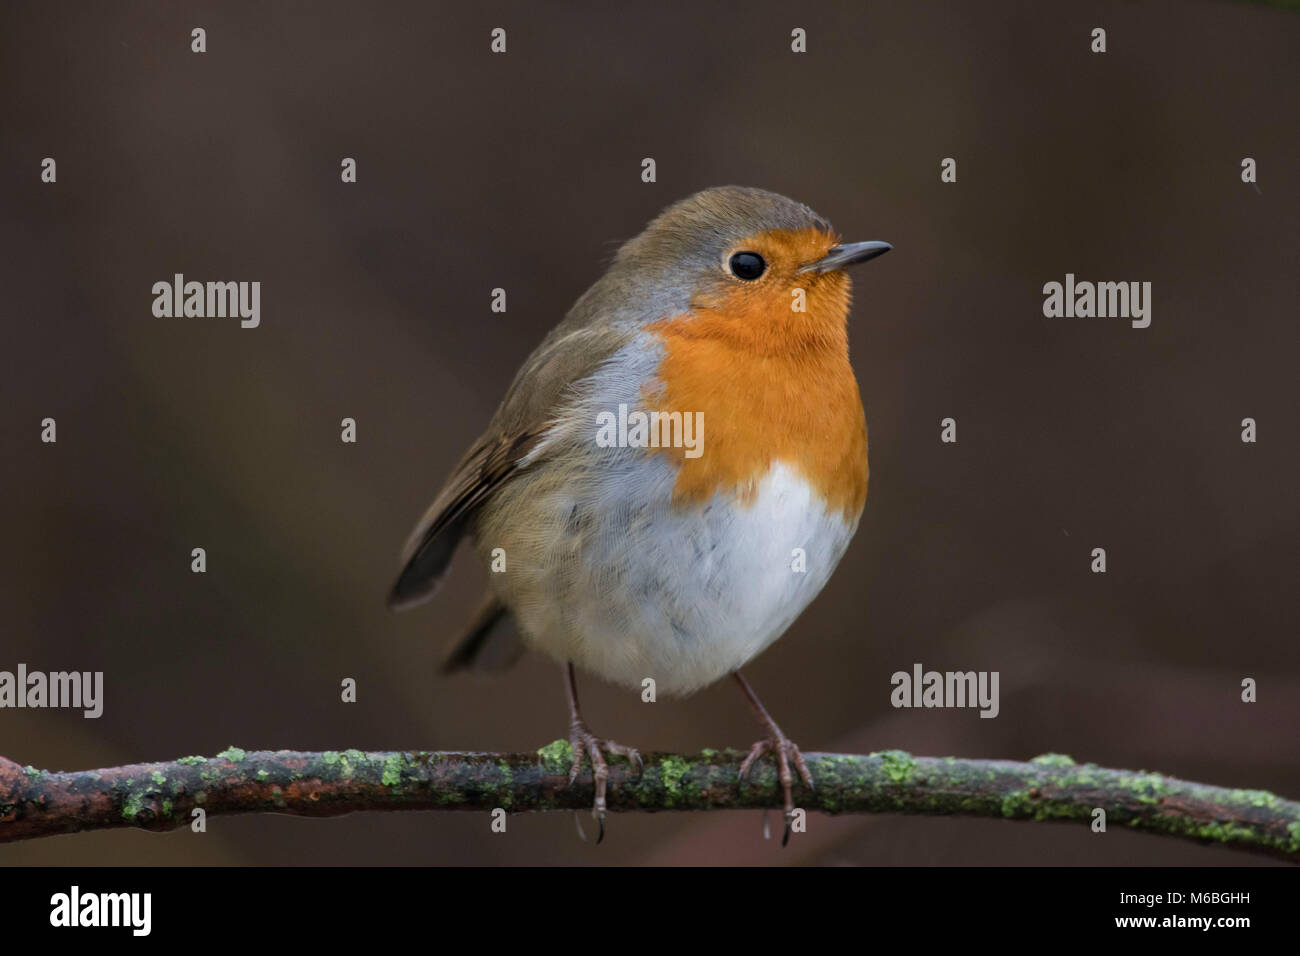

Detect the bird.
[{"left": 389, "top": 185, "right": 891, "bottom": 843}]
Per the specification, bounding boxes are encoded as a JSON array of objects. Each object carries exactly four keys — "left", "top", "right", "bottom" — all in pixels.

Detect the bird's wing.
[
  {"left": 386, "top": 428, "right": 542, "bottom": 609},
  {"left": 387, "top": 317, "right": 635, "bottom": 610}
]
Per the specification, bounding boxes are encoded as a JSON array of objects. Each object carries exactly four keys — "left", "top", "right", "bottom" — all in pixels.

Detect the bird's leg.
[
  {"left": 563, "top": 661, "right": 642, "bottom": 844},
  {"left": 734, "top": 670, "right": 814, "bottom": 846}
]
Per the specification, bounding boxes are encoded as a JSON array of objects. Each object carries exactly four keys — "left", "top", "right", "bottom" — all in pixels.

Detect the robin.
[{"left": 389, "top": 186, "right": 891, "bottom": 843}]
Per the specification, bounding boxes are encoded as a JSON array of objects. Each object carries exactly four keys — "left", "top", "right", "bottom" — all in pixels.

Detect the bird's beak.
[{"left": 800, "top": 240, "right": 893, "bottom": 274}]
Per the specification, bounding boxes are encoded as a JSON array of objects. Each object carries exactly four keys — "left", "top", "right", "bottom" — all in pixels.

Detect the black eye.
[{"left": 728, "top": 251, "right": 766, "bottom": 280}]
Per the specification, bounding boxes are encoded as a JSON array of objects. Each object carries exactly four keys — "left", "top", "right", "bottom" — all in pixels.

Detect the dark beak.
[{"left": 801, "top": 240, "right": 893, "bottom": 274}]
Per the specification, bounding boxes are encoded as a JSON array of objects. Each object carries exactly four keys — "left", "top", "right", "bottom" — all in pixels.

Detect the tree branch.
[{"left": 3, "top": 745, "right": 1297, "bottom": 860}]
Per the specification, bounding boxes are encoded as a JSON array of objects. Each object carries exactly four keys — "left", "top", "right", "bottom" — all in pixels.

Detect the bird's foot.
[
  {"left": 738, "top": 729, "right": 814, "bottom": 846},
  {"left": 567, "top": 721, "right": 643, "bottom": 844}
]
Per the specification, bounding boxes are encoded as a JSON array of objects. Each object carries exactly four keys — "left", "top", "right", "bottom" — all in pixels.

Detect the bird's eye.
[{"left": 728, "top": 251, "right": 766, "bottom": 281}]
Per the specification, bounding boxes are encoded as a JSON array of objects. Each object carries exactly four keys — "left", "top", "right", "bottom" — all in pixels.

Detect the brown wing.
[
  {"left": 387, "top": 280, "right": 640, "bottom": 611},
  {"left": 386, "top": 429, "right": 541, "bottom": 609}
]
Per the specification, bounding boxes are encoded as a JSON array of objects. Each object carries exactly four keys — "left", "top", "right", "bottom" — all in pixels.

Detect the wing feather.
[{"left": 387, "top": 430, "right": 541, "bottom": 609}]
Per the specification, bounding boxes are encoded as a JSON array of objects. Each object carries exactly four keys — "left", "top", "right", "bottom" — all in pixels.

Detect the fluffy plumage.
[{"left": 390, "top": 186, "right": 870, "bottom": 695}]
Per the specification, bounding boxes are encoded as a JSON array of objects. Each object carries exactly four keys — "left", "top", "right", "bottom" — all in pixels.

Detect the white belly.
[{"left": 478, "top": 457, "right": 858, "bottom": 696}]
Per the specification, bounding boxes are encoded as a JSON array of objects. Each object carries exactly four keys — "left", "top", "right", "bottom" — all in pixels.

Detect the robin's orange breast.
[{"left": 644, "top": 282, "right": 869, "bottom": 521}]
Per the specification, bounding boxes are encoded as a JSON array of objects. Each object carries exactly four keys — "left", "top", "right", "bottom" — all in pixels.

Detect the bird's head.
[{"left": 615, "top": 186, "right": 891, "bottom": 355}]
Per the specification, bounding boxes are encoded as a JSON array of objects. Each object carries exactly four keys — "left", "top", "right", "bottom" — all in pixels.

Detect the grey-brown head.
[{"left": 604, "top": 186, "right": 891, "bottom": 322}]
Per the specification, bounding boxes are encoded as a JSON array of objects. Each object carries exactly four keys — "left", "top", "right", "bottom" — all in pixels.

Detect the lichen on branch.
[{"left": 1, "top": 747, "right": 1296, "bottom": 861}]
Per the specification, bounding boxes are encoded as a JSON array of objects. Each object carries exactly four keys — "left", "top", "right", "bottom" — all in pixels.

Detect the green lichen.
[
  {"left": 1031, "top": 753, "right": 1076, "bottom": 767},
  {"left": 217, "top": 746, "right": 246, "bottom": 762},
  {"left": 1227, "top": 788, "right": 1281, "bottom": 810},
  {"left": 998, "top": 784, "right": 1084, "bottom": 822},
  {"left": 804, "top": 754, "right": 870, "bottom": 809},
  {"left": 660, "top": 755, "right": 690, "bottom": 803},
  {"left": 121, "top": 791, "right": 146, "bottom": 823},
  {"left": 22, "top": 766, "right": 42, "bottom": 778},
  {"left": 319, "top": 749, "right": 366, "bottom": 776},
  {"left": 699, "top": 747, "right": 718, "bottom": 758},
  {"left": 875, "top": 750, "right": 918, "bottom": 785},
  {"left": 151, "top": 770, "right": 166, "bottom": 786},
  {"left": 176, "top": 755, "right": 206, "bottom": 766},
  {"left": 1118, "top": 771, "right": 1169, "bottom": 805},
  {"left": 256, "top": 769, "right": 269, "bottom": 781},
  {"left": 537, "top": 739, "right": 574, "bottom": 772},
  {"left": 1185, "top": 819, "right": 1258, "bottom": 843},
  {"left": 161, "top": 799, "right": 173, "bottom": 816},
  {"left": 382, "top": 754, "right": 404, "bottom": 788}
]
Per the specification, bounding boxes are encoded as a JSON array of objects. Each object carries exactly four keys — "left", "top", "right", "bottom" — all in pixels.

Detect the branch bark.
[{"left": 3, "top": 745, "right": 1296, "bottom": 860}]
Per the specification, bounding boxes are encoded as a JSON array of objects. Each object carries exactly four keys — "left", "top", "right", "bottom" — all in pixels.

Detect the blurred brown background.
[{"left": 2, "top": 0, "right": 1296, "bottom": 866}]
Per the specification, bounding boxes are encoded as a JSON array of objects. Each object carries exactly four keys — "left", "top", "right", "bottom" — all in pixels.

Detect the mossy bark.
[{"left": 2, "top": 748, "right": 1296, "bottom": 861}]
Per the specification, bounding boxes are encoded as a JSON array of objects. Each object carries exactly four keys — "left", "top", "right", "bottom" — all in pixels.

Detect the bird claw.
[
  {"left": 738, "top": 732, "right": 813, "bottom": 847},
  {"left": 567, "top": 722, "right": 640, "bottom": 844}
]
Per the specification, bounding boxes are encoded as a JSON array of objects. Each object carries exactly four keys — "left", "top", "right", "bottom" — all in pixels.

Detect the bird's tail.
[{"left": 440, "top": 593, "right": 524, "bottom": 674}]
